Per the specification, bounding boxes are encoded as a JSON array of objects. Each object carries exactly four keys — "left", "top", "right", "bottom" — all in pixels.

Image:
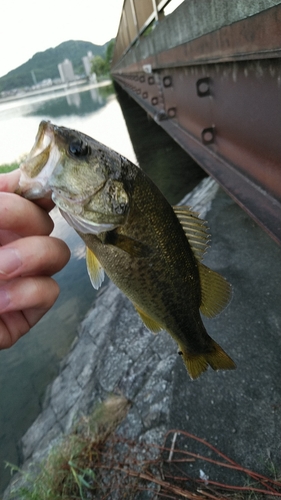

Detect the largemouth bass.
[{"left": 18, "top": 121, "right": 235, "bottom": 379}]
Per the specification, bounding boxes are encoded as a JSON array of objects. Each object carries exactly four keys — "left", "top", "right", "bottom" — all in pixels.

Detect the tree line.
[{"left": 91, "top": 40, "right": 115, "bottom": 78}]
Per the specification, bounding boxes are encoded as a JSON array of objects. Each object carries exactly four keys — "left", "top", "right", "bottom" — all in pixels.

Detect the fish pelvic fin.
[
  {"left": 181, "top": 340, "right": 236, "bottom": 380},
  {"left": 198, "top": 262, "right": 232, "bottom": 318},
  {"left": 86, "top": 247, "right": 105, "bottom": 290},
  {"left": 133, "top": 304, "right": 163, "bottom": 334}
]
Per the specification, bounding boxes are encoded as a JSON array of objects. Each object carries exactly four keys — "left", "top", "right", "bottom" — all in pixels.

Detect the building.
[
  {"left": 82, "top": 51, "right": 94, "bottom": 77},
  {"left": 58, "top": 59, "right": 75, "bottom": 83},
  {"left": 82, "top": 51, "right": 97, "bottom": 83}
]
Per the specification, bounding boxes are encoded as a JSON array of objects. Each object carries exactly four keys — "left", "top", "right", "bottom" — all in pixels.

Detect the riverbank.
[
  {"left": 4, "top": 178, "right": 281, "bottom": 498},
  {"left": 0, "top": 79, "right": 111, "bottom": 105}
]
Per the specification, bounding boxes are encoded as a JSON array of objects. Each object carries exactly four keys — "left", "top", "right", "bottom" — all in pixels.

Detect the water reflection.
[
  {"left": 0, "top": 82, "right": 112, "bottom": 118},
  {"left": 65, "top": 91, "right": 81, "bottom": 108},
  {"left": 25, "top": 83, "right": 114, "bottom": 118}
]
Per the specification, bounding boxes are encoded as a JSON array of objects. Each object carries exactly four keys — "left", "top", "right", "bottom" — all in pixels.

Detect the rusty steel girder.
[{"left": 112, "top": 5, "right": 281, "bottom": 246}]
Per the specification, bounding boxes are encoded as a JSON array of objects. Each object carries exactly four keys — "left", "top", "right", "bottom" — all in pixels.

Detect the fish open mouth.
[
  {"left": 19, "top": 121, "right": 61, "bottom": 199},
  {"left": 28, "top": 120, "right": 54, "bottom": 160}
]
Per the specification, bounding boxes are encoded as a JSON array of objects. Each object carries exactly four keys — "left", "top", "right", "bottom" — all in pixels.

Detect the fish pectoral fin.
[
  {"left": 173, "top": 205, "right": 210, "bottom": 261},
  {"left": 133, "top": 304, "right": 163, "bottom": 334},
  {"left": 104, "top": 231, "right": 152, "bottom": 258},
  {"left": 181, "top": 340, "right": 236, "bottom": 380},
  {"left": 198, "top": 262, "right": 232, "bottom": 318},
  {"left": 86, "top": 247, "right": 105, "bottom": 290}
]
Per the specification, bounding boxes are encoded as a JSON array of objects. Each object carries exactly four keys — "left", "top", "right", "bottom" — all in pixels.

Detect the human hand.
[{"left": 0, "top": 169, "right": 70, "bottom": 348}]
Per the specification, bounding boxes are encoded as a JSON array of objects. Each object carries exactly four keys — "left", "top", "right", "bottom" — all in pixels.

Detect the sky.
[{"left": 0, "top": 0, "right": 124, "bottom": 78}]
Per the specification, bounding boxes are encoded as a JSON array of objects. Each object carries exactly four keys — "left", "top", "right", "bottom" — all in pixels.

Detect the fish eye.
[{"left": 69, "top": 140, "right": 91, "bottom": 157}]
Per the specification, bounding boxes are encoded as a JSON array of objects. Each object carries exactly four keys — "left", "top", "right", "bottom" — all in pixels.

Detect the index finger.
[
  {"left": 0, "top": 169, "right": 54, "bottom": 212},
  {"left": 0, "top": 170, "right": 21, "bottom": 193},
  {"left": 0, "top": 192, "right": 54, "bottom": 237}
]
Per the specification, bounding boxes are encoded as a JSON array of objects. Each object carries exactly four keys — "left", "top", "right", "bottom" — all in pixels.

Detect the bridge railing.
[{"left": 112, "top": 0, "right": 172, "bottom": 67}]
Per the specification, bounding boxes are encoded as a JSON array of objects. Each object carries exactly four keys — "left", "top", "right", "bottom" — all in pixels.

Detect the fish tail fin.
[
  {"left": 182, "top": 340, "right": 236, "bottom": 380},
  {"left": 205, "top": 340, "right": 236, "bottom": 373},
  {"left": 183, "top": 353, "right": 209, "bottom": 380}
]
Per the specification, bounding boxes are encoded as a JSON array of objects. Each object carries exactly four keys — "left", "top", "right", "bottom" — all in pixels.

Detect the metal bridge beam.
[{"left": 112, "top": 1, "right": 281, "bottom": 246}]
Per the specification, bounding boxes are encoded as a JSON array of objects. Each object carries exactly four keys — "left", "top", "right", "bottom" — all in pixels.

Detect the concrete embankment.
[{"left": 4, "top": 178, "right": 281, "bottom": 498}]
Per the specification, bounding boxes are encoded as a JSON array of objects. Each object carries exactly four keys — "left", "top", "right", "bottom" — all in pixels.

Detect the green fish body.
[{"left": 18, "top": 121, "right": 235, "bottom": 379}]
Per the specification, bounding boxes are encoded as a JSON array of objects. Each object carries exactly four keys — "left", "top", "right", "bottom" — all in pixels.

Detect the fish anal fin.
[
  {"left": 198, "top": 262, "right": 232, "bottom": 318},
  {"left": 86, "top": 247, "right": 105, "bottom": 290},
  {"left": 173, "top": 205, "right": 210, "bottom": 261},
  {"left": 133, "top": 304, "right": 163, "bottom": 334},
  {"left": 181, "top": 340, "right": 236, "bottom": 380}
]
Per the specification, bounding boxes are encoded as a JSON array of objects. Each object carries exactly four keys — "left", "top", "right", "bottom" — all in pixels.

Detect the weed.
[
  {"left": 6, "top": 395, "right": 131, "bottom": 500},
  {"left": 5, "top": 398, "right": 281, "bottom": 500}
]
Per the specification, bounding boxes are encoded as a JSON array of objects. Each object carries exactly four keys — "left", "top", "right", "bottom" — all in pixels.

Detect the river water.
[{"left": 0, "top": 81, "right": 204, "bottom": 493}]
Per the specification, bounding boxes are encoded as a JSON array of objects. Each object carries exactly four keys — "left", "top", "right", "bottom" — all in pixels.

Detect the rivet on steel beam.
[
  {"left": 155, "top": 110, "right": 167, "bottom": 121},
  {"left": 143, "top": 91, "right": 148, "bottom": 99},
  {"left": 167, "top": 107, "right": 176, "bottom": 118},
  {"left": 196, "top": 77, "right": 211, "bottom": 97},
  {"left": 148, "top": 76, "right": 155, "bottom": 85},
  {"left": 163, "top": 76, "right": 172, "bottom": 88},
  {"left": 201, "top": 126, "right": 215, "bottom": 145},
  {"left": 151, "top": 97, "right": 158, "bottom": 105},
  {"left": 140, "top": 75, "right": 145, "bottom": 83},
  {"left": 136, "top": 89, "right": 141, "bottom": 95}
]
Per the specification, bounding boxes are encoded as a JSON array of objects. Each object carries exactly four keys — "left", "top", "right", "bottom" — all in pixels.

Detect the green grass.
[
  {"left": 0, "top": 162, "right": 19, "bottom": 173},
  {"left": 7, "top": 435, "right": 99, "bottom": 499}
]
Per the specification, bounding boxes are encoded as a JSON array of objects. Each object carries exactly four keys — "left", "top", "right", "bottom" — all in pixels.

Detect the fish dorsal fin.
[
  {"left": 198, "top": 262, "right": 232, "bottom": 318},
  {"left": 174, "top": 206, "right": 231, "bottom": 318},
  {"left": 133, "top": 304, "right": 163, "bottom": 334},
  {"left": 86, "top": 247, "right": 105, "bottom": 290},
  {"left": 173, "top": 205, "right": 209, "bottom": 261}
]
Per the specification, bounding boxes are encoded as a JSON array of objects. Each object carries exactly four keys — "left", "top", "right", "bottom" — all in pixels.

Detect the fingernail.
[
  {"left": 0, "top": 248, "right": 22, "bottom": 276},
  {"left": 0, "top": 288, "right": 10, "bottom": 311}
]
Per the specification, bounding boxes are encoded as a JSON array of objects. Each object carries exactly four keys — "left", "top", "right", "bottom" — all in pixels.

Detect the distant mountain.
[{"left": 0, "top": 39, "right": 112, "bottom": 93}]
